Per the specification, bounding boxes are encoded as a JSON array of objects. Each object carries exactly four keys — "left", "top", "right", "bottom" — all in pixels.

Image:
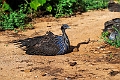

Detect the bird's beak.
[{"left": 67, "top": 26, "right": 71, "bottom": 29}]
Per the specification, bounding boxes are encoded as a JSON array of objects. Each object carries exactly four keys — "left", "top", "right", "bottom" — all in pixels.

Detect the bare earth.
[{"left": 0, "top": 9, "right": 120, "bottom": 80}]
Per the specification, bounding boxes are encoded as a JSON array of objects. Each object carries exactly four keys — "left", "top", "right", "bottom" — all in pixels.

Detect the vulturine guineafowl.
[
  {"left": 14, "top": 24, "right": 70, "bottom": 56},
  {"left": 103, "top": 18, "right": 120, "bottom": 40},
  {"left": 108, "top": 0, "right": 120, "bottom": 12}
]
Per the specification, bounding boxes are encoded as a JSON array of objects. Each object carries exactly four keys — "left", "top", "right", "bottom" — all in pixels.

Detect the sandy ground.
[{"left": 0, "top": 9, "right": 120, "bottom": 80}]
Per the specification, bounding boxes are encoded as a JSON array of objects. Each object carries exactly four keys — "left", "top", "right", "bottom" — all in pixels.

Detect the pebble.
[
  {"left": 51, "top": 78, "right": 58, "bottom": 80},
  {"left": 69, "top": 62, "right": 77, "bottom": 66},
  {"left": 21, "top": 69, "right": 32, "bottom": 73},
  {"left": 73, "top": 48, "right": 79, "bottom": 52},
  {"left": 102, "top": 51, "right": 112, "bottom": 54},
  {"left": 100, "top": 48, "right": 105, "bottom": 51},
  {"left": 0, "top": 68, "right": 3, "bottom": 70},
  {"left": 34, "top": 76, "right": 38, "bottom": 78},
  {"left": 93, "top": 51, "right": 100, "bottom": 54},
  {"left": 42, "top": 73, "right": 50, "bottom": 76},
  {"left": 109, "top": 70, "right": 120, "bottom": 76},
  {"left": 65, "top": 77, "right": 72, "bottom": 80}
]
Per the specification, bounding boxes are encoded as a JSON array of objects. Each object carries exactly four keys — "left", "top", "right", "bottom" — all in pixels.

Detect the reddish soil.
[{"left": 0, "top": 9, "right": 120, "bottom": 80}]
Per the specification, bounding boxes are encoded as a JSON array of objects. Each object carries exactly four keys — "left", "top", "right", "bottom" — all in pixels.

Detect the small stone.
[
  {"left": 34, "top": 76, "right": 38, "bottom": 78},
  {"left": 73, "top": 48, "right": 79, "bottom": 52},
  {"left": 100, "top": 48, "right": 105, "bottom": 51},
  {"left": 100, "top": 45, "right": 106, "bottom": 48},
  {"left": 27, "top": 64, "right": 33, "bottom": 66},
  {"left": 108, "top": 51, "right": 112, "bottom": 53},
  {"left": 51, "top": 78, "right": 58, "bottom": 80},
  {"left": 47, "top": 26, "right": 51, "bottom": 27},
  {"left": 69, "top": 62, "right": 77, "bottom": 66},
  {"left": 0, "top": 68, "right": 3, "bottom": 70},
  {"left": 96, "top": 47, "right": 101, "bottom": 49},
  {"left": 96, "top": 45, "right": 106, "bottom": 49},
  {"left": 109, "top": 70, "right": 120, "bottom": 76},
  {"left": 102, "top": 51, "right": 112, "bottom": 54},
  {"left": 21, "top": 69, "right": 31, "bottom": 73},
  {"left": 65, "top": 77, "right": 72, "bottom": 80},
  {"left": 42, "top": 73, "right": 50, "bottom": 76},
  {"left": 93, "top": 51, "right": 100, "bottom": 54},
  {"left": 24, "top": 69, "right": 31, "bottom": 72}
]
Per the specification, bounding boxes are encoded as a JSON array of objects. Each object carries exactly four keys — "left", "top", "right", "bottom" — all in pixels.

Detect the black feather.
[
  {"left": 14, "top": 24, "right": 70, "bottom": 56},
  {"left": 104, "top": 18, "right": 120, "bottom": 32}
]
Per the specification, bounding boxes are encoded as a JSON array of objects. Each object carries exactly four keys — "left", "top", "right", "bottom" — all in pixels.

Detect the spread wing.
[
  {"left": 14, "top": 31, "right": 61, "bottom": 56},
  {"left": 14, "top": 31, "right": 70, "bottom": 56}
]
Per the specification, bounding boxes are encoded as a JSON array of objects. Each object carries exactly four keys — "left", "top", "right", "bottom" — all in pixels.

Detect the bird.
[
  {"left": 103, "top": 18, "right": 120, "bottom": 40},
  {"left": 14, "top": 24, "right": 70, "bottom": 56},
  {"left": 108, "top": 0, "right": 120, "bottom": 12}
]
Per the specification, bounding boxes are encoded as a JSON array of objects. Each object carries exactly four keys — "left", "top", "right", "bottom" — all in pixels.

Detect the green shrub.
[
  {"left": 83, "top": 0, "right": 109, "bottom": 11},
  {"left": 2, "top": 1, "right": 12, "bottom": 11},
  {"left": 54, "top": 0, "right": 109, "bottom": 17},
  {"left": 29, "top": 0, "right": 52, "bottom": 12},
  {"left": 0, "top": 4, "right": 27, "bottom": 30},
  {"left": 0, "top": 0, "right": 111, "bottom": 30},
  {"left": 1, "top": 0, "right": 110, "bottom": 18},
  {"left": 55, "top": 0, "right": 76, "bottom": 17}
]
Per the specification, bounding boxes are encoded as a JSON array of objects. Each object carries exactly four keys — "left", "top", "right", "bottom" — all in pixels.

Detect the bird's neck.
[
  {"left": 62, "top": 29, "right": 67, "bottom": 38},
  {"left": 62, "top": 29, "right": 70, "bottom": 46}
]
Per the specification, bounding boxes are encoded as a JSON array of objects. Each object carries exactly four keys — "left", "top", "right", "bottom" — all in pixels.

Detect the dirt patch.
[{"left": 0, "top": 9, "right": 120, "bottom": 80}]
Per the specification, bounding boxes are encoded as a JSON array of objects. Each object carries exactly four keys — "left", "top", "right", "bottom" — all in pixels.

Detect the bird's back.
[
  {"left": 14, "top": 31, "right": 70, "bottom": 56},
  {"left": 104, "top": 18, "right": 120, "bottom": 32}
]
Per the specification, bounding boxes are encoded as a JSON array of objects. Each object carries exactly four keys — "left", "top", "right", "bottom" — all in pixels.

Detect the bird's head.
[{"left": 61, "top": 24, "right": 70, "bottom": 30}]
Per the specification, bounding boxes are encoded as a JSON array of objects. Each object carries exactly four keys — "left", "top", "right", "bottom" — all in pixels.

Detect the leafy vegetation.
[
  {"left": 0, "top": 0, "right": 111, "bottom": 30},
  {"left": 101, "top": 27, "right": 120, "bottom": 47},
  {"left": 117, "top": 0, "right": 120, "bottom": 3},
  {"left": 55, "top": 0, "right": 83, "bottom": 17},
  {"left": 29, "top": 0, "right": 52, "bottom": 12},
  {"left": 0, "top": 3, "right": 28, "bottom": 30},
  {"left": 83, "top": 0, "right": 109, "bottom": 11}
]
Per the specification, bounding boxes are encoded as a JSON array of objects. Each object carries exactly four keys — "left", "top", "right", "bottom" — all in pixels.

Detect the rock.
[
  {"left": 21, "top": 69, "right": 32, "bottom": 73},
  {"left": 65, "top": 77, "right": 72, "bottom": 80},
  {"left": 51, "top": 78, "right": 58, "bottom": 80},
  {"left": 93, "top": 51, "right": 100, "bottom": 54},
  {"left": 69, "top": 62, "right": 77, "bottom": 66},
  {"left": 42, "top": 73, "right": 50, "bottom": 76},
  {"left": 109, "top": 70, "right": 120, "bottom": 76},
  {"left": 102, "top": 51, "right": 112, "bottom": 54}
]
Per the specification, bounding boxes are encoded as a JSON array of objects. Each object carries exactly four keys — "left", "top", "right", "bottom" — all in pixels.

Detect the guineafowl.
[
  {"left": 14, "top": 24, "right": 70, "bottom": 56},
  {"left": 108, "top": 0, "right": 120, "bottom": 12},
  {"left": 103, "top": 18, "right": 120, "bottom": 40}
]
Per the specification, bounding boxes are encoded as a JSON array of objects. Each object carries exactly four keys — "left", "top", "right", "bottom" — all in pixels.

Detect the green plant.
[
  {"left": 0, "top": 4, "right": 27, "bottom": 30},
  {"left": 109, "top": 53, "right": 113, "bottom": 60},
  {"left": 83, "top": 0, "right": 109, "bottom": 11},
  {"left": 101, "top": 27, "right": 120, "bottom": 47},
  {"left": 117, "top": 0, "right": 120, "bottom": 3},
  {"left": 29, "top": 0, "right": 52, "bottom": 12},
  {"left": 2, "top": 1, "right": 12, "bottom": 11},
  {"left": 55, "top": 0, "right": 76, "bottom": 17},
  {"left": 0, "top": 0, "right": 2, "bottom": 7},
  {"left": 1, "top": 0, "right": 109, "bottom": 18}
]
